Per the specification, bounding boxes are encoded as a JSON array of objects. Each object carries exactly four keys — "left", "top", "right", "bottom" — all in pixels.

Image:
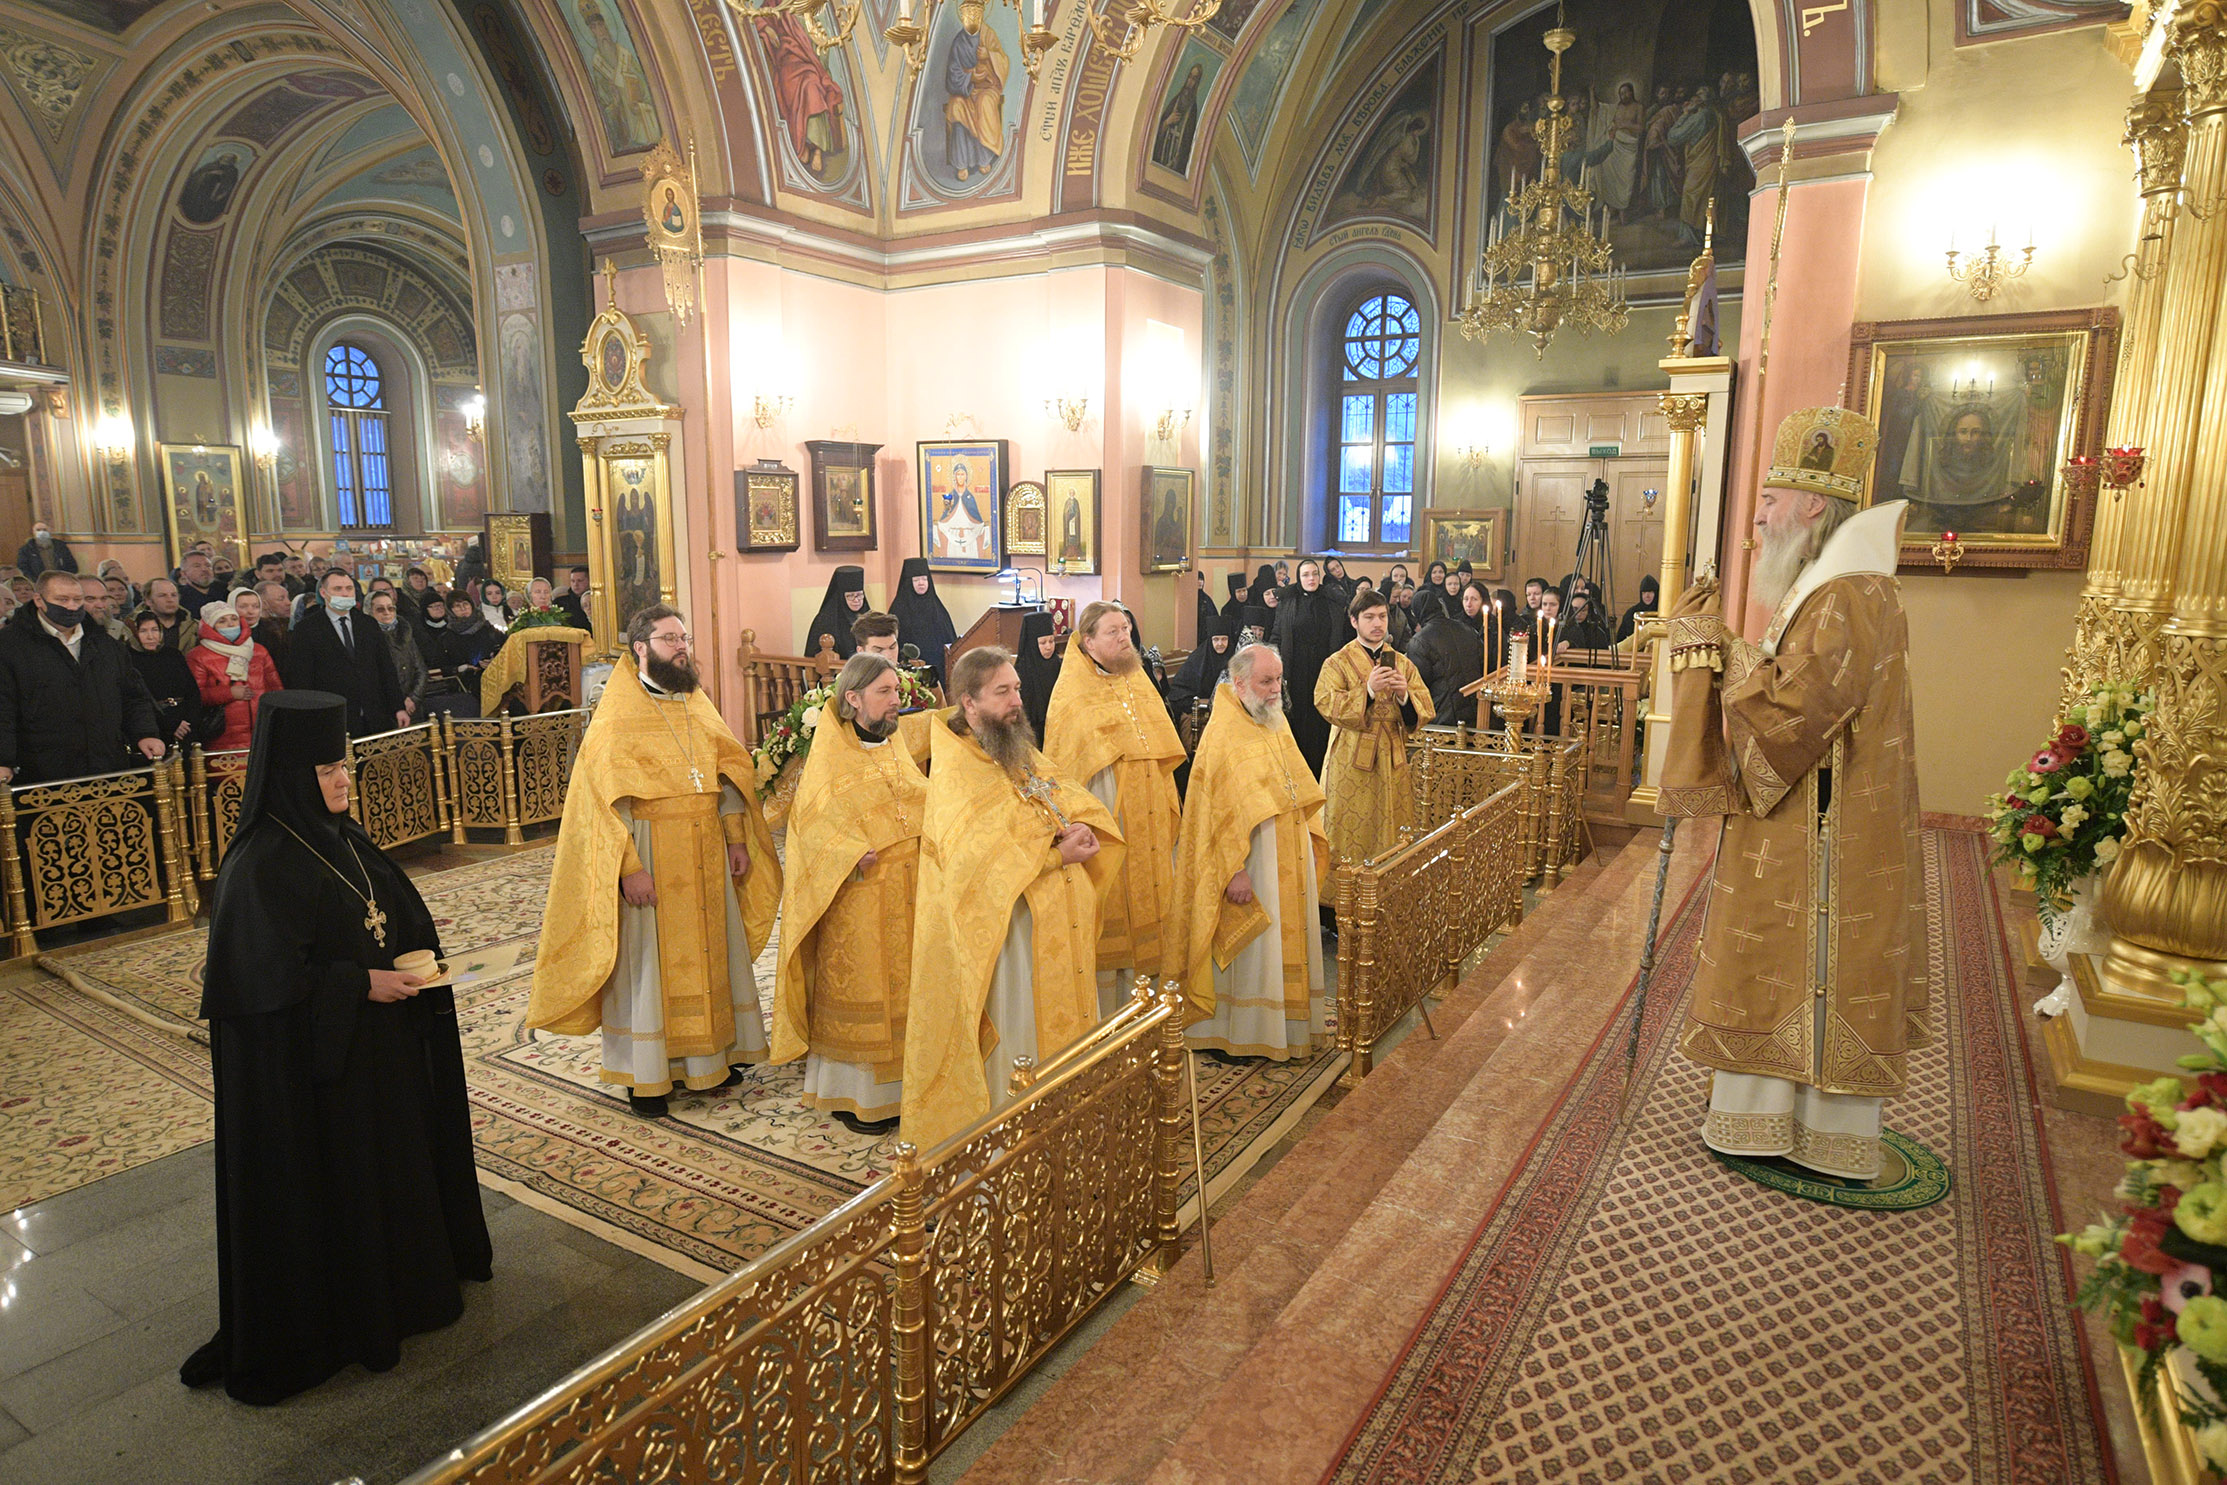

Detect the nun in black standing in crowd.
[
  {"left": 1272, "top": 557, "right": 1349, "bottom": 776},
  {"left": 1220, "top": 571, "right": 1251, "bottom": 623},
  {"left": 1238, "top": 605, "right": 1273, "bottom": 646},
  {"left": 889, "top": 557, "right": 960, "bottom": 681},
  {"left": 806, "top": 565, "right": 868, "bottom": 659},
  {"left": 1016, "top": 610, "right": 1062, "bottom": 741},
  {"left": 1169, "top": 610, "right": 1239, "bottom": 712},
  {"left": 1616, "top": 574, "right": 1663, "bottom": 643},
  {"left": 1192, "top": 571, "right": 1220, "bottom": 636},
  {"left": 182, "top": 691, "right": 489, "bottom": 1405},
  {"left": 1412, "top": 560, "right": 1450, "bottom": 627}
]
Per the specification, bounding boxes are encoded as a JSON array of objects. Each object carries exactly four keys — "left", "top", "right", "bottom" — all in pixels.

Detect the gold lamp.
[
  {"left": 1457, "top": 6, "right": 1628, "bottom": 358},
  {"left": 459, "top": 394, "right": 486, "bottom": 443},
  {"left": 1945, "top": 227, "right": 2034, "bottom": 302}
]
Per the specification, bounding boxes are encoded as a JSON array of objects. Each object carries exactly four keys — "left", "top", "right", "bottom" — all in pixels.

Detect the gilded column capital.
[
  {"left": 2169, "top": 6, "right": 2227, "bottom": 115},
  {"left": 2129, "top": 91, "right": 2190, "bottom": 193},
  {"left": 1658, "top": 392, "right": 1709, "bottom": 432}
]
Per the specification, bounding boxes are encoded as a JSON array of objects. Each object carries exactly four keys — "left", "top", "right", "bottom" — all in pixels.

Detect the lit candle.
[
  {"left": 1542, "top": 618, "right": 1555, "bottom": 679},
  {"left": 900, "top": 0, "right": 911, "bottom": 17},
  {"left": 1510, "top": 635, "right": 1526, "bottom": 685}
]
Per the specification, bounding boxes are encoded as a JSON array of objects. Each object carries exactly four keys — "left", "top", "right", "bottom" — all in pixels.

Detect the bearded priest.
[
  {"left": 526, "top": 605, "right": 782, "bottom": 1119},
  {"left": 1657, "top": 405, "right": 1927, "bottom": 1183},
  {"left": 1045, "top": 600, "right": 1185, "bottom": 1017},
  {"left": 771, "top": 652, "right": 928, "bottom": 1134},
  {"left": 1316, "top": 586, "right": 1428, "bottom": 866},
  {"left": 1168, "top": 641, "right": 1330, "bottom": 1060},
  {"left": 902, "top": 645, "right": 1124, "bottom": 1152}
]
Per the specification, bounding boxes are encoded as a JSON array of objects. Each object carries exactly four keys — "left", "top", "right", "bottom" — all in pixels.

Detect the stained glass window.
[
  {"left": 1329, "top": 292, "right": 1424, "bottom": 549},
  {"left": 325, "top": 343, "right": 394, "bottom": 528}
]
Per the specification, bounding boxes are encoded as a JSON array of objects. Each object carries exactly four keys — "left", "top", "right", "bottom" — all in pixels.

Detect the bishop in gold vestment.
[
  {"left": 1045, "top": 602, "right": 1184, "bottom": 1016},
  {"left": 1659, "top": 407, "right": 1928, "bottom": 1183},
  {"left": 771, "top": 654, "right": 928, "bottom": 1129},
  {"left": 1168, "top": 645, "right": 1330, "bottom": 1060},
  {"left": 902, "top": 647, "right": 1124, "bottom": 1152},
  {"left": 1316, "top": 591, "right": 1427, "bottom": 865},
  {"left": 527, "top": 609, "right": 781, "bottom": 1116}
]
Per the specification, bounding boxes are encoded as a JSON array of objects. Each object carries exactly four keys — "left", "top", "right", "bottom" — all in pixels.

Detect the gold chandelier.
[
  {"left": 886, "top": 0, "right": 1058, "bottom": 80},
  {"left": 1458, "top": 12, "right": 1628, "bottom": 358}
]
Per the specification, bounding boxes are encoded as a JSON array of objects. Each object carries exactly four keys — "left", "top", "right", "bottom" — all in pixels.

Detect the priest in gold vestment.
[
  {"left": 1658, "top": 406, "right": 1928, "bottom": 1183},
  {"left": 527, "top": 606, "right": 782, "bottom": 1118},
  {"left": 1045, "top": 601, "right": 1185, "bottom": 1016},
  {"left": 771, "top": 653, "right": 927, "bottom": 1133},
  {"left": 902, "top": 646, "right": 1125, "bottom": 1152},
  {"left": 1316, "top": 587, "right": 1427, "bottom": 865},
  {"left": 1168, "top": 642, "right": 1330, "bottom": 1059}
]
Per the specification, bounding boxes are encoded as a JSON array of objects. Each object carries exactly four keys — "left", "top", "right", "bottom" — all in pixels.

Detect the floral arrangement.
[
  {"left": 2064, "top": 968, "right": 2227, "bottom": 1467},
  {"left": 749, "top": 667, "right": 941, "bottom": 798},
  {"left": 1983, "top": 680, "right": 2152, "bottom": 911}
]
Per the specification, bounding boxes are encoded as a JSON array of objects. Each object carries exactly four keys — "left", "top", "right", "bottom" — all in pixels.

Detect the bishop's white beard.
[{"left": 1751, "top": 516, "right": 1824, "bottom": 613}]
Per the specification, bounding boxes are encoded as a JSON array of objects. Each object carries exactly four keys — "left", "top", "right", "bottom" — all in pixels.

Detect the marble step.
[{"left": 953, "top": 838, "right": 1673, "bottom": 1485}]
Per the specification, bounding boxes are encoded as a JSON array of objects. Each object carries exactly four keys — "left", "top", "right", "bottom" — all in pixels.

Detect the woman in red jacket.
[{"left": 188, "top": 599, "right": 282, "bottom": 750}]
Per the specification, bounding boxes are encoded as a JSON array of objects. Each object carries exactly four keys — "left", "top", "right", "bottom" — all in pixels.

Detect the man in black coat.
[
  {"left": 554, "top": 566, "right": 591, "bottom": 629},
  {"left": 0, "top": 570, "right": 163, "bottom": 784},
  {"left": 281, "top": 570, "right": 408, "bottom": 736},
  {"left": 15, "top": 522, "right": 78, "bottom": 577}
]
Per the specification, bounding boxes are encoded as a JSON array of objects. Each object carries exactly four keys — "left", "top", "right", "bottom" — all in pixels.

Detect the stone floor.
[{"left": 0, "top": 1145, "right": 696, "bottom": 1485}]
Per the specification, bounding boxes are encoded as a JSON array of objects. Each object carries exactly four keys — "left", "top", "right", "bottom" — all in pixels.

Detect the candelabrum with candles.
[
  {"left": 1944, "top": 227, "right": 2034, "bottom": 302},
  {"left": 1481, "top": 628, "right": 1551, "bottom": 751},
  {"left": 887, "top": 0, "right": 1056, "bottom": 78},
  {"left": 1456, "top": 15, "right": 1627, "bottom": 358}
]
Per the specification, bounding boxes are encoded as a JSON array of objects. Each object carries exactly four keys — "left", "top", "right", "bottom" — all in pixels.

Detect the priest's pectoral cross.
[
  {"left": 365, "top": 899, "right": 389, "bottom": 948},
  {"left": 688, "top": 766, "right": 705, "bottom": 792},
  {"left": 1018, "top": 767, "right": 1072, "bottom": 829}
]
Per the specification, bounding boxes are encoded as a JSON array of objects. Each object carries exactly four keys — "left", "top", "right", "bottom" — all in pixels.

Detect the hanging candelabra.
[
  {"left": 1458, "top": 9, "right": 1628, "bottom": 358},
  {"left": 886, "top": 0, "right": 1057, "bottom": 81}
]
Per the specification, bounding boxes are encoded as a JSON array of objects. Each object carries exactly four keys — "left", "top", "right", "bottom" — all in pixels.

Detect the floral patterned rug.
[{"left": 6, "top": 846, "right": 1345, "bottom": 1277}]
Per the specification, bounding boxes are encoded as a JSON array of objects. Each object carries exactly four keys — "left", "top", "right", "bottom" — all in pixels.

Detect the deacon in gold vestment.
[
  {"left": 1316, "top": 588, "right": 1427, "bottom": 865},
  {"left": 1168, "top": 644, "right": 1330, "bottom": 1060},
  {"left": 901, "top": 646, "right": 1124, "bottom": 1152},
  {"left": 1658, "top": 406, "right": 1928, "bottom": 1183},
  {"left": 1044, "top": 601, "right": 1185, "bottom": 1016},
  {"left": 526, "top": 606, "right": 781, "bottom": 1118},
  {"left": 770, "top": 653, "right": 927, "bottom": 1132}
]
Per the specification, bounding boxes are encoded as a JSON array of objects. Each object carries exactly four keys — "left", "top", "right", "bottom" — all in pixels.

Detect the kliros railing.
[
  {"left": 400, "top": 987, "right": 1196, "bottom": 1485},
  {"left": 1333, "top": 781, "right": 1526, "bottom": 1081},
  {"left": 1407, "top": 726, "right": 1588, "bottom": 884},
  {"left": 0, "top": 757, "right": 198, "bottom": 957}
]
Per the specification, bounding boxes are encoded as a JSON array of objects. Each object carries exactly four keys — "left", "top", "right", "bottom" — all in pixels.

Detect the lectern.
[{"left": 948, "top": 604, "right": 1041, "bottom": 670}]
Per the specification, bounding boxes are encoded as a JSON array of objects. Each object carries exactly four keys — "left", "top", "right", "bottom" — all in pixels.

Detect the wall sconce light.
[
  {"left": 1151, "top": 406, "right": 1192, "bottom": 443},
  {"left": 753, "top": 392, "right": 795, "bottom": 429},
  {"left": 1945, "top": 226, "right": 2034, "bottom": 302},
  {"left": 1456, "top": 441, "right": 1490, "bottom": 471},
  {"left": 250, "top": 425, "right": 280, "bottom": 475},
  {"left": 460, "top": 394, "right": 486, "bottom": 443},
  {"left": 1046, "top": 395, "right": 1090, "bottom": 432},
  {"left": 93, "top": 409, "right": 132, "bottom": 466}
]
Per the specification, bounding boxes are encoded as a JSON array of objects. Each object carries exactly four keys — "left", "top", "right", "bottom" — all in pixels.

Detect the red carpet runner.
[{"left": 1322, "top": 828, "right": 2114, "bottom": 1485}]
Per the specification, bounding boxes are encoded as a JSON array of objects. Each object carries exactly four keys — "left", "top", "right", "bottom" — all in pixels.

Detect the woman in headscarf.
[
  {"left": 1273, "top": 559, "right": 1292, "bottom": 587},
  {"left": 1169, "top": 611, "right": 1238, "bottom": 713},
  {"left": 1617, "top": 574, "right": 1662, "bottom": 643},
  {"left": 807, "top": 565, "right": 868, "bottom": 660},
  {"left": 1271, "top": 557, "right": 1349, "bottom": 775},
  {"left": 187, "top": 599, "right": 284, "bottom": 751},
  {"left": 129, "top": 608, "right": 220, "bottom": 751},
  {"left": 1412, "top": 560, "right": 1450, "bottom": 627},
  {"left": 1016, "top": 610, "right": 1062, "bottom": 741},
  {"left": 477, "top": 579, "right": 514, "bottom": 634},
  {"left": 1321, "top": 556, "right": 1354, "bottom": 601},
  {"left": 1193, "top": 571, "right": 1220, "bottom": 636},
  {"left": 181, "top": 691, "right": 489, "bottom": 1405},
  {"left": 439, "top": 590, "right": 502, "bottom": 710},
  {"left": 888, "top": 557, "right": 958, "bottom": 680},
  {"left": 1221, "top": 571, "right": 1251, "bottom": 622},
  {"left": 1408, "top": 579, "right": 1489, "bottom": 727}
]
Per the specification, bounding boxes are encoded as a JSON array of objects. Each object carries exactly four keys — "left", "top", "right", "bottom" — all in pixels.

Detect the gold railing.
[
  {"left": 443, "top": 711, "right": 588, "bottom": 846},
  {"left": 1407, "top": 727, "right": 1588, "bottom": 883},
  {"left": 1333, "top": 781, "right": 1526, "bottom": 1081},
  {"left": 399, "top": 987, "right": 1195, "bottom": 1485},
  {"left": 0, "top": 757, "right": 197, "bottom": 957}
]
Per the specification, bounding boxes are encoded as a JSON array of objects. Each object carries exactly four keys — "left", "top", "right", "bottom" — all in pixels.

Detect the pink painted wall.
[
  {"left": 1721, "top": 175, "right": 1870, "bottom": 636},
  {"left": 616, "top": 257, "right": 1204, "bottom": 714}
]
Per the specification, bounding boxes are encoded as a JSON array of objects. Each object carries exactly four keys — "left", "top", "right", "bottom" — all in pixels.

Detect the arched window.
[
  {"left": 1331, "top": 291, "right": 1420, "bottom": 550},
  {"left": 326, "top": 343, "right": 394, "bottom": 529}
]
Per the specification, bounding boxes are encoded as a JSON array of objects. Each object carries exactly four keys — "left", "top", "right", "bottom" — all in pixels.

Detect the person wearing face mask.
[
  {"left": 128, "top": 609, "right": 219, "bottom": 751},
  {"left": 15, "top": 521, "right": 78, "bottom": 578},
  {"left": 188, "top": 599, "right": 283, "bottom": 751},
  {"left": 368, "top": 590, "right": 427, "bottom": 720},
  {"left": 0, "top": 570, "right": 163, "bottom": 783},
  {"left": 280, "top": 571, "right": 408, "bottom": 736}
]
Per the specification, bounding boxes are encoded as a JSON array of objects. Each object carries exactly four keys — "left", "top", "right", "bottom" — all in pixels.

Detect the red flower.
[
  {"left": 2124, "top": 1208, "right": 2181, "bottom": 1276},
  {"left": 2058, "top": 724, "right": 2090, "bottom": 751},
  {"left": 2198, "top": 1072, "right": 2227, "bottom": 1105},
  {"left": 2030, "top": 815, "right": 2059, "bottom": 839},
  {"left": 2031, "top": 749, "right": 2067, "bottom": 774},
  {"left": 2123, "top": 1107, "right": 2173, "bottom": 1159},
  {"left": 2137, "top": 1294, "right": 2176, "bottom": 1351},
  {"left": 2160, "top": 1184, "right": 2186, "bottom": 1215}
]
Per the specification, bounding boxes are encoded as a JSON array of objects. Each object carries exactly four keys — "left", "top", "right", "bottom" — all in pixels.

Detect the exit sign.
[{"left": 1588, "top": 442, "right": 1623, "bottom": 458}]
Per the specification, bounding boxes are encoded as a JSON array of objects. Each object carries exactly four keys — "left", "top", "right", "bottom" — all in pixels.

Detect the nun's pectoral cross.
[{"left": 365, "top": 900, "right": 389, "bottom": 948}]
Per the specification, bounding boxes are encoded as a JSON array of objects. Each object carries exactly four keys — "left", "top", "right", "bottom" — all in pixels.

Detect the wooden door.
[
  {"left": 1608, "top": 460, "right": 1668, "bottom": 615},
  {"left": 1515, "top": 460, "right": 1592, "bottom": 588}
]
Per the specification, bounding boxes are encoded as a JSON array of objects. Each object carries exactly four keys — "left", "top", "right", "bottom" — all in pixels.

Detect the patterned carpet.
[
  {"left": 6, "top": 847, "right": 1344, "bottom": 1277},
  {"left": 1323, "top": 828, "right": 2113, "bottom": 1485}
]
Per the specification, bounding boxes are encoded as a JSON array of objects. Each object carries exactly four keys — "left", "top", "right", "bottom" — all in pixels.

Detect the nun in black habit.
[
  {"left": 806, "top": 565, "right": 869, "bottom": 659},
  {"left": 1016, "top": 610, "right": 1062, "bottom": 741},
  {"left": 1169, "top": 611, "right": 1238, "bottom": 712},
  {"left": 1271, "top": 557, "right": 1350, "bottom": 776},
  {"left": 889, "top": 557, "right": 960, "bottom": 680},
  {"left": 182, "top": 691, "right": 489, "bottom": 1406},
  {"left": 1220, "top": 571, "right": 1251, "bottom": 622}
]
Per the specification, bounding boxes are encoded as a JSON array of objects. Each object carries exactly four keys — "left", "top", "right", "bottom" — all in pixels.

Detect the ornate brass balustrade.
[
  {"left": 1333, "top": 781, "right": 1527, "bottom": 1082},
  {"left": 0, "top": 757, "right": 196, "bottom": 957},
  {"left": 398, "top": 988, "right": 1192, "bottom": 1485},
  {"left": 1407, "top": 726, "right": 1588, "bottom": 883}
]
